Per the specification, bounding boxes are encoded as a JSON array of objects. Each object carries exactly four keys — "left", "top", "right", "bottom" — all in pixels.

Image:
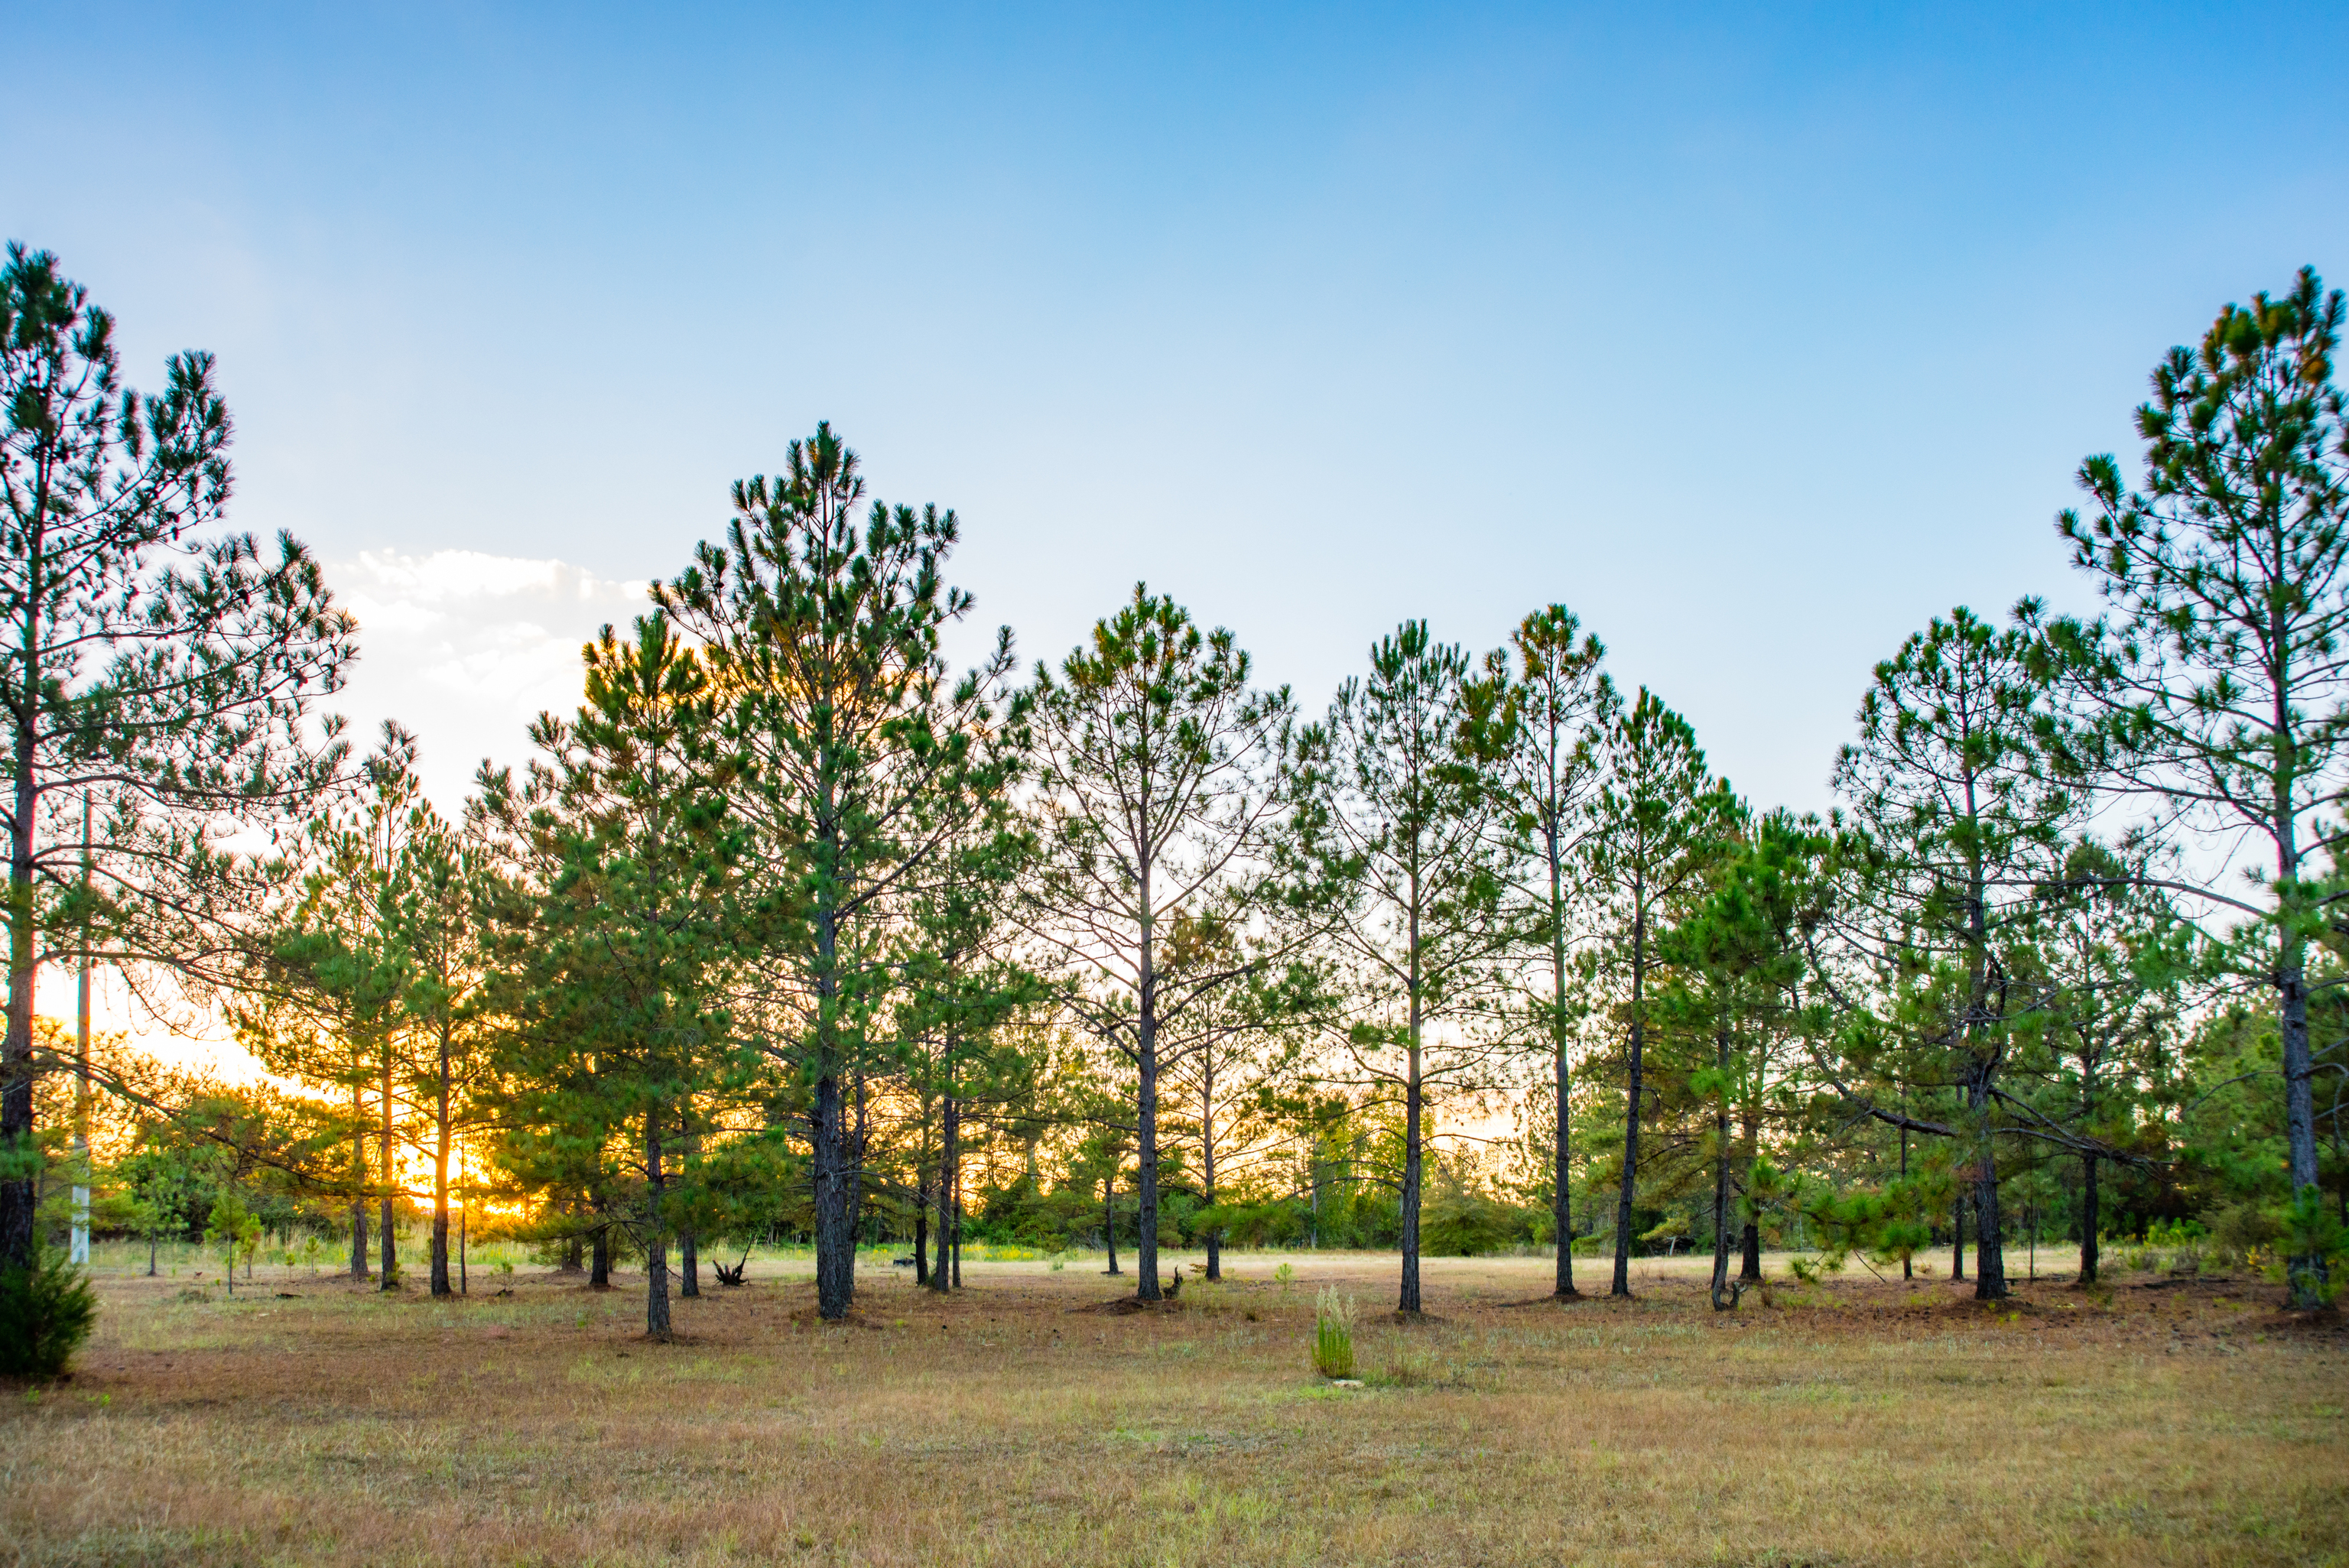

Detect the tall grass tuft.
[{"left": 1312, "top": 1286, "right": 1356, "bottom": 1380}]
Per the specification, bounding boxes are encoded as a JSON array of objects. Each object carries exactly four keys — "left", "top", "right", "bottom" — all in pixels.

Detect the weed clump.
[{"left": 1312, "top": 1286, "right": 1356, "bottom": 1380}]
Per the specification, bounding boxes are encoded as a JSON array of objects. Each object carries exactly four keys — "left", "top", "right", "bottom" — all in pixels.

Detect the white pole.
[{"left": 70, "top": 793, "right": 92, "bottom": 1266}]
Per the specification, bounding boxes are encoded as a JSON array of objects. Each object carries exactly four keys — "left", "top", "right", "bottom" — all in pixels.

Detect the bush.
[
  {"left": 2208, "top": 1202, "right": 2287, "bottom": 1268},
  {"left": 0, "top": 1244, "right": 98, "bottom": 1379}
]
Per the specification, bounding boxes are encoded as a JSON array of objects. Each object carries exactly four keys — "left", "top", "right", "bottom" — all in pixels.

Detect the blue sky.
[{"left": 6, "top": 2, "right": 2346, "bottom": 811}]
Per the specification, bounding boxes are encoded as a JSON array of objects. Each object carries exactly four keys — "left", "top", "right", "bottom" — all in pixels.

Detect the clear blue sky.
[{"left": 6, "top": 2, "right": 2346, "bottom": 812}]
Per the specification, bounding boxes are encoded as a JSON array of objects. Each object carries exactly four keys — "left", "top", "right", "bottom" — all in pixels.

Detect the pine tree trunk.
[
  {"left": 1202, "top": 1073, "right": 1220, "bottom": 1283},
  {"left": 379, "top": 1051, "right": 398, "bottom": 1289},
  {"left": 1103, "top": 1177, "right": 1118, "bottom": 1276},
  {"left": 812, "top": 1070, "right": 854, "bottom": 1319},
  {"left": 590, "top": 1221, "right": 610, "bottom": 1289},
  {"left": 914, "top": 1180, "right": 929, "bottom": 1289},
  {"left": 1951, "top": 1191, "right": 1967, "bottom": 1281},
  {"left": 430, "top": 1029, "right": 452, "bottom": 1297},
  {"left": 932, "top": 1096, "right": 956, "bottom": 1293},
  {"left": 1553, "top": 1019, "right": 1575, "bottom": 1298},
  {"left": 1612, "top": 893, "right": 1648, "bottom": 1298},
  {"left": 1969, "top": 1067, "right": 2007, "bottom": 1300},
  {"left": 1399, "top": 887, "right": 1424, "bottom": 1317},
  {"left": 1710, "top": 1027, "right": 1732, "bottom": 1309},
  {"left": 2078, "top": 1155, "right": 2099, "bottom": 1285},
  {"left": 679, "top": 1109, "right": 700, "bottom": 1298},
  {"left": 350, "top": 1107, "right": 369, "bottom": 1280},
  {"left": 645, "top": 1112, "right": 671, "bottom": 1339},
  {"left": 2281, "top": 954, "right": 2326, "bottom": 1305},
  {"left": 0, "top": 633, "right": 39, "bottom": 1275},
  {"left": 1399, "top": 1018, "right": 1424, "bottom": 1316},
  {"left": 1136, "top": 884, "right": 1162, "bottom": 1303}
]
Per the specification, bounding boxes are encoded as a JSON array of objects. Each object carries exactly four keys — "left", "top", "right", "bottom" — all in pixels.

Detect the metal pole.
[{"left": 70, "top": 794, "right": 91, "bottom": 1266}]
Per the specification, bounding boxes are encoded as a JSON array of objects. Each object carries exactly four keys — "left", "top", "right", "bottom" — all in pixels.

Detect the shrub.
[
  {"left": 1312, "top": 1286, "right": 1356, "bottom": 1380},
  {"left": 2208, "top": 1201, "right": 2286, "bottom": 1267},
  {"left": 0, "top": 1244, "right": 99, "bottom": 1380}
]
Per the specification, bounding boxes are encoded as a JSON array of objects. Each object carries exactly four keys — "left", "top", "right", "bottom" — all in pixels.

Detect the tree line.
[{"left": 5, "top": 245, "right": 2347, "bottom": 1370}]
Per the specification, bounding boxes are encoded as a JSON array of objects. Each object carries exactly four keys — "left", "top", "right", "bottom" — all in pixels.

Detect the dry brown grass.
[{"left": 5, "top": 1248, "right": 2345, "bottom": 1566}]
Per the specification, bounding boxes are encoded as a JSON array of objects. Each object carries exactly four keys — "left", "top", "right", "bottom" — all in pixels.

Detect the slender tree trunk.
[
  {"left": 645, "top": 1112, "right": 671, "bottom": 1339},
  {"left": 459, "top": 1193, "right": 467, "bottom": 1295},
  {"left": 1550, "top": 844, "right": 1576, "bottom": 1298},
  {"left": 148, "top": 1232, "right": 157, "bottom": 1277},
  {"left": 1136, "top": 873, "right": 1162, "bottom": 1303},
  {"left": 1399, "top": 885, "right": 1424, "bottom": 1316},
  {"left": 848, "top": 1068, "right": 869, "bottom": 1261},
  {"left": 1740, "top": 1096, "right": 1763, "bottom": 1282},
  {"left": 1613, "top": 891, "right": 1648, "bottom": 1297},
  {"left": 590, "top": 1217, "right": 610, "bottom": 1289},
  {"left": 1202, "top": 1072, "right": 1220, "bottom": 1283},
  {"left": 0, "top": 577, "right": 41, "bottom": 1275},
  {"left": 678, "top": 1106, "right": 700, "bottom": 1298},
  {"left": 350, "top": 1092, "right": 369, "bottom": 1280},
  {"left": 950, "top": 1171, "right": 961, "bottom": 1290},
  {"left": 1400, "top": 1014, "right": 1424, "bottom": 1315},
  {"left": 2079, "top": 1154, "right": 2100, "bottom": 1285},
  {"left": 1710, "top": 1026, "right": 1733, "bottom": 1309},
  {"left": 1970, "top": 1069, "right": 2007, "bottom": 1300},
  {"left": 379, "top": 1047, "right": 397, "bottom": 1289},
  {"left": 812, "top": 1069, "right": 854, "bottom": 1318},
  {"left": 1952, "top": 1190, "right": 1967, "bottom": 1282},
  {"left": 1899, "top": 1105, "right": 1912, "bottom": 1281},
  {"left": 1103, "top": 1176, "right": 1119, "bottom": 1276},
  {"left": 913, "top": 1178, "right": 929, "bottom": 1289},
  {"left": 430, "top": 1027, "right": 452, "bottom": 1297},
  {"left": 811, "top": 804, "right": 856, "bottom": 1318},
  {"left": 2281, "top": 948, "right": 2326, "bottom": 1304},
  {"left": 933, "top": 1094, "right": 956, "bottom": 1293}
]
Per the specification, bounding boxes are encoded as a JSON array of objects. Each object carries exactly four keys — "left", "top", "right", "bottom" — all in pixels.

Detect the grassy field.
[{"left": 5, "top": 1245, "right": 2345, "bottom": 1566}]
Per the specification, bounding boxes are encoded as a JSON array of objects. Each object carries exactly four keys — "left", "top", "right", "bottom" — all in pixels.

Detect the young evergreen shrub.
[
  {"left": 0, "top": 1245, "right": 99, "bottom": 1379},
  {"left": 1312, "top": 1285, "right": 1356, "bottom": 1380}
]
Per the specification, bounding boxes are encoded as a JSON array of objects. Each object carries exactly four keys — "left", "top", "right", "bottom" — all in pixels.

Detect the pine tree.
[
  {"left": 0, "top": 245, "right": 353, "bottom": 1272},
  {"left": 1286, "top": 622, "right": 1510, "bottom": 1314},
  {"left": 655, "top": 424, "right": 1014, "bottom": 1321},
  {"left": 1468, "top": 605, "right": 1615, "bottom": 1297},
  {"left": 2032, "top": 843, "right": 2189, "bottom": 1285},
  {"left": 1657, "top": 809, "right": 1823, "bottom": 1307},
  {"left": 395, "top": 803, "right": 495, "bottom": 1298},
  {"left": 1587, "top": 690, "right": 1736, "bottom": 1297},
  {"left": 231, "top": 729, "right": 418, "bottom": 1284},
  {"left": 1833, "top": 608, "right": 2078, "bottom": 1300},
  {"left": 475, "top": 614, "right": 743, "bottom": 1340},
  {"left": 2040, "top": 268, "right": 2349, "bottom": 1307},
  {"left": 1025, "top": 586, "right": 1290, "bottom": 1300}
]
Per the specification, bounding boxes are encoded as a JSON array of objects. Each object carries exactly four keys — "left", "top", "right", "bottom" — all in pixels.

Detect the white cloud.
[{"left": 330, "top": 549, "right": 654, "bottom": 808}]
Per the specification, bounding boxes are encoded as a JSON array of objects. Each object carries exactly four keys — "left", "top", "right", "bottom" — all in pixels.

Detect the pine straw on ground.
[{"left": 5, "top": 1251, "right": 2344, "bottom": 1566}]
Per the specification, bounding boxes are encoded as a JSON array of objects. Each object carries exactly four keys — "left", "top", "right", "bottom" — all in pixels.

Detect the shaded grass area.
[{"left": 5, "top": 1252, "right": 2346, "bottom": 1566}]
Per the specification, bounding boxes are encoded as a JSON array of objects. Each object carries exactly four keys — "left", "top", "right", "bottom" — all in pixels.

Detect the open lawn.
[{"left": 5, "top": 1248, "right": 2346, "bottom": 1566}]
